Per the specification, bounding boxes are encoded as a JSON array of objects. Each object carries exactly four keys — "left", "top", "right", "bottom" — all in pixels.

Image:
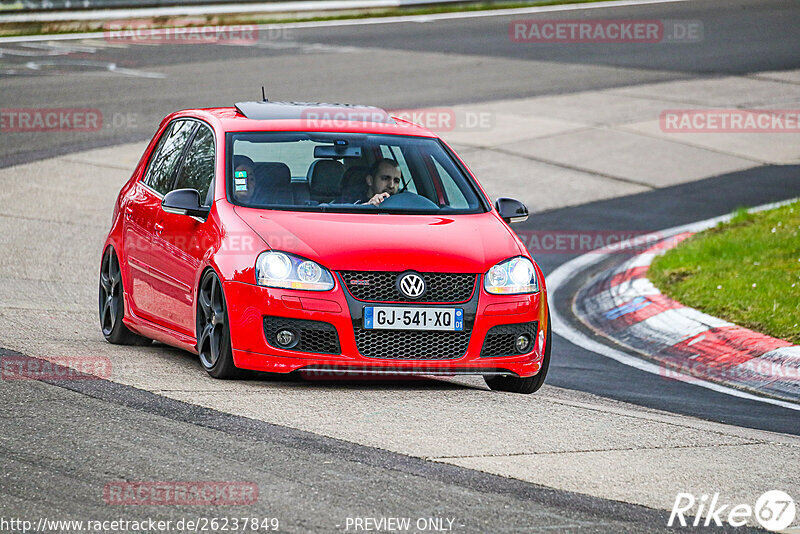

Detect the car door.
[
  {"left": 123, "top": 118, "right": 197, "bottom": 323},
  {"left": 148, "top": 122, "right": 217, "bottom": 336}
]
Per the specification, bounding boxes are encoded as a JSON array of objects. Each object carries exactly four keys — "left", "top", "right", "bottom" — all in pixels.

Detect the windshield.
[{"left": 226, "top": 132, "right": 487, "bottom": 214}]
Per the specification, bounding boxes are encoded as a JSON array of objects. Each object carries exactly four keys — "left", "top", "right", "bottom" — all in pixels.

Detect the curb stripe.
[
  {"left": 605, "top": 266, "right": 649, "bottom": 291},
  {"left": 667, "top": 327, "right": 792, "bottom": 368},
  {"left": 618, "top": 307, "right": 732, "bottom": 353},
  {"left": 640, "top": 231, "right": 693, "bottom": 255},
  {"left": 604, "top": 294, "right": 684, "bottom": 332},
  {"left": 550, "top": 197, "right": 800, "bottom": 408},
  {"left": 577, "top": 231, "right": 798, "bottom": 401}
]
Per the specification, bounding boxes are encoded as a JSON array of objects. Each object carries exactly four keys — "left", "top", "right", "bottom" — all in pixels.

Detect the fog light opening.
[
  {"left": 515, "top": 334, "right": 531, "bottom": 353},
  {"left": 276, "top": 329, "right": 297, "bottom": 348}
]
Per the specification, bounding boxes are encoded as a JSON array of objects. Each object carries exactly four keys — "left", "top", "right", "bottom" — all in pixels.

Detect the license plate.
[{"left": 363, "top": 307, "right": 463, "bottom": 331}]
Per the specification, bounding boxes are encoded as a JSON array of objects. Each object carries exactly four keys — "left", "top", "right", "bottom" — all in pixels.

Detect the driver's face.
[{"left": 367, "top": 164, "right": 401, "bottom": 196}]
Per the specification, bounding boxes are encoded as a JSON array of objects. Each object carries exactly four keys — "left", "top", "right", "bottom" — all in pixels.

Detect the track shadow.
[{"left": 149, "top": 342, "right": 486, "bottom": 392}]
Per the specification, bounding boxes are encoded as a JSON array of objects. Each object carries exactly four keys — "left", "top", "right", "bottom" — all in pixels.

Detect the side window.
[
  {"left": 431, "top": 156, "right": 469, "bottom": 209},
  {"left": 144, "top": 120, "right": 196, "bottom": 195},
  {"left": 175, "top": 126, "right": 215, "bottom": 205}
]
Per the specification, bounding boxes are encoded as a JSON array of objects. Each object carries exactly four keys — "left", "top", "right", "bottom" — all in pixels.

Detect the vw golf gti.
[{"left": 99, "top": 100, "right": 550, "bottom": 393}]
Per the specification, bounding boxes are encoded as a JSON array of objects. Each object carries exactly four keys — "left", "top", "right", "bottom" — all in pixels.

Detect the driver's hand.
[{"left": 366, "top": 193, "right": 390, "bottom": 206}]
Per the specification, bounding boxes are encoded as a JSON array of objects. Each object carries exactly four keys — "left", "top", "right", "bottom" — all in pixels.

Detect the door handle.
[
  {"left": 124, "top": 207, "right": 133, "bottom": 220},
  {"left": 154, "top": 223, "right": 164, "bottom": 236}
]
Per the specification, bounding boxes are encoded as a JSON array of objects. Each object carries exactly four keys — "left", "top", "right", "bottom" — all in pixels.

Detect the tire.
[
  {"left": 484, "top": 310, "right": 551, "bottom": 394},
  {"left": 196, "top": 270, "right": 240, "bottom": 379},
  {"left": 99, "top": 247, "right": 151, "bottom": 346}
]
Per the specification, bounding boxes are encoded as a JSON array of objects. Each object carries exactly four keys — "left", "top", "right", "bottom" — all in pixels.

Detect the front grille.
[
  {"left": 263, "top": 316, "right": 340, "bottom": 354},
  {"left": 341, "top": 271, "right": 476, "bottom": 302},
  {"left": 354, "top": 328, "right": 472, "bottom": 360},
  {"left": 481, "top": 322, "right": 538, "bottom": 357}
]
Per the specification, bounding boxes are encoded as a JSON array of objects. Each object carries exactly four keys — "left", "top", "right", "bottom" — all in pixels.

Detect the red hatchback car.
[{"left": 100, "top": 101, "right": 550, "bottom": 393}]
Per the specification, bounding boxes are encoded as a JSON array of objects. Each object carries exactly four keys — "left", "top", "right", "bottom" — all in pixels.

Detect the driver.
[{"left": 363, "top": 158, "right": 401, "bottom": 206}]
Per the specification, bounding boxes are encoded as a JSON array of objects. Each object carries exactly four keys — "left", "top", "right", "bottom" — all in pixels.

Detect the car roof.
[
  {"left": 170, "top": 103, "right": 438, "bottom": 138},
  {"left": 235, "top": 101, "right": 395, "bottom": 123}
]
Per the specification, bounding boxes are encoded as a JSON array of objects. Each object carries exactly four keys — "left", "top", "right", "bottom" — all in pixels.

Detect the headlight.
[
  {"left": 256, "top": 252, "right": 334, "bottom": 291},
  {"left": 484, "top": 257, "right": 538, "bottom": 294}
]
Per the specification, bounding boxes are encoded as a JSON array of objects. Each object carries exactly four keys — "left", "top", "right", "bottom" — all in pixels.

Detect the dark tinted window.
[
  {"left": 144, "top": 120, "right": 196, "bottom": 195},
  {"left": 175, "top": 125, "right": 215, "bottom": 205}
]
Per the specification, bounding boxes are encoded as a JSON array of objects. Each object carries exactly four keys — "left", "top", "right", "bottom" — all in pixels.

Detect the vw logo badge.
[{"left": 397, "top": 271, "right": 426, "bottom": 299}]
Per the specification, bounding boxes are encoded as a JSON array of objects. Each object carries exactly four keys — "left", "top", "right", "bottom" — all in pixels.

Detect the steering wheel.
[{"left": 378, "top": 191, "right": 439, "bottom": 210}]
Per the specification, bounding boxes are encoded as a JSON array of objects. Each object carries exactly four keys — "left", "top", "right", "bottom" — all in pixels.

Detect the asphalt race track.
[{"left": 1, "top": 0, "right": 799, "bottom": 531}]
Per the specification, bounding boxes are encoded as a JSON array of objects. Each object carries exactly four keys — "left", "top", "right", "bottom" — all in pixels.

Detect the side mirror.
[
  {"left": 495, "top": 197, "right": 528, "bottom": 224},
  {"left": 162, "top": 189, "right": 210, "bottom": 219}
]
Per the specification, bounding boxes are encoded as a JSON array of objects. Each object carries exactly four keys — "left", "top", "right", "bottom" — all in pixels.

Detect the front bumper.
[{"left": 223, "top": 278, "right": 547, "bottom": 378}]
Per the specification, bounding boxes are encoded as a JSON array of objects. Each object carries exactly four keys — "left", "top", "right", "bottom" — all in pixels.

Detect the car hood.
[{"left": 233, "top": 207, "right": 524, "bottom": 272}]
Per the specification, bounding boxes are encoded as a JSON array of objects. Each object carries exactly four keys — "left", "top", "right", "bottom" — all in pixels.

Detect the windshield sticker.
[{"left": 234, "top": 170, "right": 248, "bottom": 191}]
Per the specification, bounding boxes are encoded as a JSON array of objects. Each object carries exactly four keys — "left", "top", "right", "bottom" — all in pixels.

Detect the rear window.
[{"left": 226, "top": 132, "right": 487, "bottom": 215}]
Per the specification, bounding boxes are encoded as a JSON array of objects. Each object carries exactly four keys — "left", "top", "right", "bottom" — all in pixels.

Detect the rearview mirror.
[
  {"left": 162, "top": 189, "right": 210, "bottom": 219},
  {"left": 495, "top": 197, "right": 528, "bottom": 224},
  {"left": 313, "top": 144, "right": 362, "bottom": 158}
]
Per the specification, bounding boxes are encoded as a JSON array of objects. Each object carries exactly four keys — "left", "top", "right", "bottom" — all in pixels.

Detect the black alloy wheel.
[
  {"left": 99, "top": 247, "right": 150, "bottom": 345},
  {"left": 197, "top": 270, "right": 239, "bottom": 378}
]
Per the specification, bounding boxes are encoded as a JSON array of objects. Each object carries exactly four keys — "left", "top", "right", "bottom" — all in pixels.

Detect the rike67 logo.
[{"left": 669, "top": 491, "right": 796, "bottom": 531}]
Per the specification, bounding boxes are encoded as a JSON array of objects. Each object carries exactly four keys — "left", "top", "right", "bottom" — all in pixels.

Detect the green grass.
[
  {"left": 0, "top": 0, "right": 622, "bottom": 38},
  {"left": 649, "top": 200, "right": 800, "bottom": 344},
  {"left": 0, "top": 2, "right": 23, "bottom": 12}
]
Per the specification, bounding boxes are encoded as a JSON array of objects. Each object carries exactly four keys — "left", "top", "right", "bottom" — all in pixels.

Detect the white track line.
[
  {"left": 546, "top": 198, "right": 800, "bottom": 412},
  {"left": 0, "top": 0, "right": 692, "bottom": 43}
]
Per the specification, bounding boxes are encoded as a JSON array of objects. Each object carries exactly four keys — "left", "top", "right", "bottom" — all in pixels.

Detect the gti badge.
[{"left": 397, "top": 271, "right": 426, "bottom": 299}]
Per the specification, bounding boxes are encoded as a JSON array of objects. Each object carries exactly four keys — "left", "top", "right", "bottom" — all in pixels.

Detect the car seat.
[
  {"left": 306, "top": 159, "right": 344, "bottom": 203},
  {"left": 338, "top": 165, "right": 369, "bottom": 203},
  {"left": 252, "top": 162, "right": 293, "bottom": 205}
]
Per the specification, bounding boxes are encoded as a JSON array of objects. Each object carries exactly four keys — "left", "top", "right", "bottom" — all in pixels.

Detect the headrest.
[
  {"left": 233, "top": 155, "right": 255, "bottom": 169},
  {"left": 337, "top": 166, "right": 369, "bottom": 203},
  {"left": 341, "top": 165, "right": 368, "bottom": 187},
  {"left": 307, "top": 159, "right": 344, "bottom": 197},
  {"left": 254, "top": 162, "right": 291, "bottom": 190}
]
